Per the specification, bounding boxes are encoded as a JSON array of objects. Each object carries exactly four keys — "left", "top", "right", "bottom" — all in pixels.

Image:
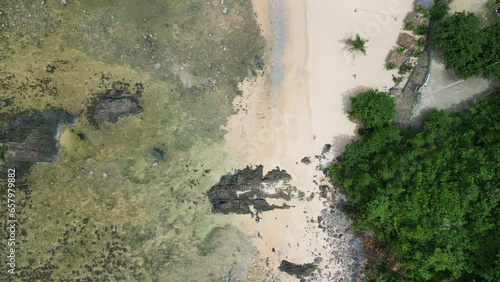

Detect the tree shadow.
[{"left": 328, "top": 133, "right": 361, "bottom": 160}]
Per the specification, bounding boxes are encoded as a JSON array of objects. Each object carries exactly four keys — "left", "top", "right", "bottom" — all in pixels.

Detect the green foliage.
[
  {"left": 430, "top": 0, "right": 450, "bottom": 19},
  {"left": 330, "top": 94, "right": 500, "bottom": 281},
  {"left": 483, "top": 24, "right": 500, "bottom": 81},
  {"left": 435, "top": 12, "right": 499, "bottom": 80},
  {"left": 0, "top": 145, "right": 7, "bottom": 161},
  {"left": 404, "top": 23, "right": 413, "bottom": 31},
  {"left": 348, "top": 89, "right": 396, "bottom": 129},
  {"left": 399, "top": 62, "right": 414, "bottom": 74},
  {"left": 396, "top": 46, "right": 406, "bottom": 54},
  {"left": 392, "top": 76, "right": 404, "bottom": 85},
  {"left": 415, "top": 24, "right": 428, "bottom": 35},
  {"left": 414, "top": 47, "right": 424, "bottom": 57},
  {"left": 385, "top": 62, "right": 396, "bottom": 70},
  {"left": 345, "top": 33, "right": 369, "bottom": 55},
  {"left": 416, "top": 37, "right": 426, "bottom": 47}
]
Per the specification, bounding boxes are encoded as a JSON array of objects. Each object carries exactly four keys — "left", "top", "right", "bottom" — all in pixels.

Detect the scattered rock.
[
  {"left": 301, "top": 157, "right": 311, "bottom": 165},
  {"left": 278, "top": 260, "right": 317, "bottom": 279},
  {"left": 91, "top": 92, "right": 142, "bottom": 124},
  {"left": 46, "top": 65, "right": 56, "bottom": 73},
  {"left": 152, "top": 148, "right": 166, "bottom": 161},
  {"left": 0, "top": 108, "right": 76, "bottom": 179},
  {"left": 60, "top": 0, "right": 68, "bottom": 5},
  {"left": 222, "top": 7, "right": 228, "bottom": 14}
]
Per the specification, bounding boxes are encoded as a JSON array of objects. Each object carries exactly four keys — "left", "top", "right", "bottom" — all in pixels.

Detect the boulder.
[
  {"left": 301, "top": 157, "right": 311, "bottom": 165},
  {"left": 92, "top": 94, "right": 142, "bottom": 124}
]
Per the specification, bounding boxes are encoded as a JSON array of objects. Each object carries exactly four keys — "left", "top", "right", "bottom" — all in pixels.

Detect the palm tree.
[{"left": 345, "top": 34, "right": 369, "bottom": 55}]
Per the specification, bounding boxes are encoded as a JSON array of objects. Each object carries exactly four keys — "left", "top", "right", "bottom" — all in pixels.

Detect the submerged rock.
[
  {"left": 152, "top": 148, "right": 166, "bottom": 161},
  {"left": 208, "top": 165, "right": 294, "bottom": 219},
  {"left": 0, "top": 108, "right": 76, "bottom": 179},
  {"left": 278, "top": 260, "right": 317, "bottom": 279},
  {"left": 91, "top": 93, "right": 142, "bottom": 124}
]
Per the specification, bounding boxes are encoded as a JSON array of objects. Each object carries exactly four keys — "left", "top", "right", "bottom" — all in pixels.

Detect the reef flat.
[{"left": 0, "top": 0, "right": 264, "bottom": 281}]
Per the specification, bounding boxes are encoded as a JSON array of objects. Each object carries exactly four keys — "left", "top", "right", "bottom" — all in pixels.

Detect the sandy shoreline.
[{"left": 224, "top": 0, "right": 413, "bottom": 280}]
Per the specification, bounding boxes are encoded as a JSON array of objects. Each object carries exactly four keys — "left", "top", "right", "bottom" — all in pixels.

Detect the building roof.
[
  {"left": 386, "top": 50, "right": 406, "bottom": 67},
  {"left": 397, "top": 33, "right": 415, "bottom": 49},
  {"left": 404, "top": 12, "right": 423, "bottom": 27},
  {"left": 416, "top": 0, "right": 434, "bottom": 10}
]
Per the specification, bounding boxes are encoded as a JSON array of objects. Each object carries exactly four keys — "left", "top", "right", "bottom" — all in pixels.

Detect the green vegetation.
[
  {"left": 430, "top": 0, "right": 451, "bottom": 19},
  {"left": 399, "top": 62, "right": 414, "bottom": 74},
  {"left": 435, "top": 12, "right": 485, "bottom": 78},
  {"left": 345, "top": 34, "right": 369, "bottom": 55},
  {"left": 415, "top": 24, "right": 428, "bottom": 36},
  {"left": 0, "top": 145, "right": 7, "bottom": 161},
  {"left": 396, "top": 46, "right": 406, "bottom": 55},
  {"left": 385, "top": 62, "right": 396, "bottom": 70},
  {"left": 330, "top": 94, "right": 500, "bottom": 281},
  {"left": 416, "top": 37, "right": 426, "bottom": 47},
  {"left": 435, "top": 12, "right": 500, "bottom": 80},
  {"left": 483, "top": 24, "right": 500, "bottom": 80},
  {"left": 348, "top": 89, "right": 396, "bottom": 129}
]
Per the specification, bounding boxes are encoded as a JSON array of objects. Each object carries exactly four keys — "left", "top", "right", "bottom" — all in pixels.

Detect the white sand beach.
[{"left": 224, "top": 0, "right": 413, "bottom": 280}]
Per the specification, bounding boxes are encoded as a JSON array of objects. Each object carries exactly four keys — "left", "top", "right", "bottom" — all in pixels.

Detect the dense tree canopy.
[
  {"left": 430, "top": 0, "right": 450, "bottom": 20},
  {"left": 483, "top": 24, "right": 500, "bottom": 80},
  {"left": 348, "top": 89, "right": 396, "bottom": 129},
  {"left": 435, "top": 12, "right": 486, "bottom": 78},
  {"left": 330, "top": 94, "right": 500, "bottom": 281},
  {"left": 435, "top": 12, "right": 500, "bottom": 80}
]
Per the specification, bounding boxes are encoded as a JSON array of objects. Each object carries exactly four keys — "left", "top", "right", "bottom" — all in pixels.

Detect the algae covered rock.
[
  {"left": 92, "top": 95, "right": 142, "bottom": 124},
  {"left": 0, "top": 108, "right": 76, "bottom": 179}
]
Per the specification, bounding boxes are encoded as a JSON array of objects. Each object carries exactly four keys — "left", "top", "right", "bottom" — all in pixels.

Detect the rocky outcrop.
[
  {"left": 91, "top": 90, "right": 142, "bottom": 124},
  {"left": 208, "top": 165, "right": 295, "bottom": 220},
  {"left": 0, "top": 108, "right": 76, "bottom": 179}
]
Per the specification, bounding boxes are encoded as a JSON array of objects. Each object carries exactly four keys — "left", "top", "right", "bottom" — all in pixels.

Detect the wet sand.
[{"left": 225, "top": 0, "right": 413, "bottom": 280}]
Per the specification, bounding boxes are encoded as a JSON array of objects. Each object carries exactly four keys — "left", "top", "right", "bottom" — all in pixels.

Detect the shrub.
[
  {"left": 385, "top": 62, "right": 396, "bottom": 70},
  {"left": 415, "top": 24, "right": 428, "bottom": 35}
]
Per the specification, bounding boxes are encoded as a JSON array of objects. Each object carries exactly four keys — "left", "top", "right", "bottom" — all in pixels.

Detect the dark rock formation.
[
  {"left": 0, "top": 108, "right": 76, "bottom": 179},
  {"left": 208, "top": 165, "right": 294, "bottom": 219},
  {"left": 301, "top": 157, "right": 311, "bottom": 165},
  {"left": 262, "top": 167, "right": 292, "bottom": 182},
  {"left": 91, "top": 91, "right": 142, "bottom": 124},
  {"left": 152, "top": 148, "right": 165, "bottom": 161},
  {"left": 278, "top": 260, "right": 317, "bottom": 279}
]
